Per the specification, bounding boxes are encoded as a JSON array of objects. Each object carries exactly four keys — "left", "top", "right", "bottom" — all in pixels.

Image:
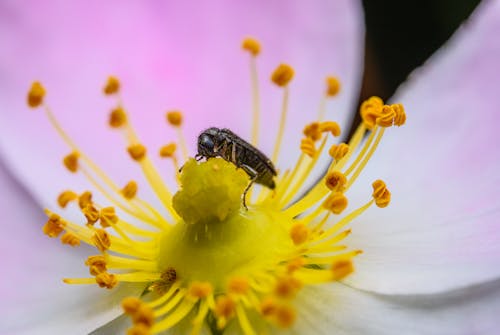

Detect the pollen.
[
  {"left": 166, "top": 110, "right": 183, "bottom": 127},
  {"left": 27, "top": 81, "right": 45, "bottom": 108},
  {"left": 242, "top": 37, "right": 261, "bottom": 56},
  {"left": 127, "top": 144, "right": 147, "bottom": 161},
  {"left": 34, "top": 40, "right": 406, "bottom": 335},
  {"left": 325, "top": 76, "right": 341, "bottom": 97},
  {"left": 271, "top": 63, "right": 294, "bottom": 87},
  {"left": 63, "top": 152, "right": 79, "bottom": 172},
  {"left": 103, "top": 76, "right": 120, "bottom": 95}
]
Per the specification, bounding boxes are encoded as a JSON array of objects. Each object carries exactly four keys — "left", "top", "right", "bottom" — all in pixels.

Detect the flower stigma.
[{"left": 28, "top": 37, "right": 406, "bottom": 335}]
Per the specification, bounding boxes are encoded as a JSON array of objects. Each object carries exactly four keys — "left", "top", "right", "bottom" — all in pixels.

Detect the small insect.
[{"left": 196, "top": 127, "right": 277, "bottom": 208}]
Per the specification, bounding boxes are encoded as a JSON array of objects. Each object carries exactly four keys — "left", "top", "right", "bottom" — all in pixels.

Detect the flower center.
[{"left": 28, "top": 37, "right": 406, "bottom": 335}]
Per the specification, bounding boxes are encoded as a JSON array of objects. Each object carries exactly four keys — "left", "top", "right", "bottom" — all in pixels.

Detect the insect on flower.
[{"left": 196, "top": 127, "right": 277, "bottom": 208}]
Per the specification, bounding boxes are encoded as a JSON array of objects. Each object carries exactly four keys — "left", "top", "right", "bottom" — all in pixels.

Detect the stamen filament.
[
  {"left": 148, "top": 281, "right": 182, "bottom": 308},
  {"left": 236, "top": 304, "right": 257, "bottom": 335},
  {"left": 272, "top": 86, "right": 290, "bottom": 163},
  {"left": 250, "top": 56, "right": 261, "bottom": 146},
  {"left": 152, "top": 299, "right": 196, "bottom": 333}
]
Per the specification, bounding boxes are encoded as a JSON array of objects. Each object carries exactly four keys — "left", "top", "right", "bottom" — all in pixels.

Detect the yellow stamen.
[
  {"left": 322, "top": 192, "right": 348, "bottom": 215},
  {"left": 60, "top": 232, "right": 80, "bottom": 247},
  {"left": 325, "top": 76, "right": 341, "bottom": 97},
  {"left": 103, "top": 76, "right": 120, "bottom": 95},
  {"left": 92, "top": 228, "right": 111, "bottom": 252},
  {"left": 329, "top": 143, "right": 349, "bottom": 161},
  {"left": 159, "top": 143, "right": 176, "bottom": 158},
  {"left": 166, "top": 110, "right": 183, "bottom": 127},
  {"left": 82, "top": 204, "right": 100, "bottom": 225},
  {"left": 214, "top": 296, "right": 236, "bottom": 328},
  {"left": 303, "top": 122, "right": 322, "bottom": 142},
  {"left": 300, "top": 137, "right": 316, "bottom": 157},
  {"left": 100, "top": 207, "right": 119, "bottom": 227},
  {"left": 42, "top": 213, "right": 65, "bottom": 238},
  {"left": 63, "top": 152, "right": 79, "bottom": 173},
  {"left": 372, "top": 179, "right": 391, "bottom": 208},
  {"left": 57, "top": 190, "right": 78, "bottom": 208},
  {"left": 95, "top": 272, "right": 118, "bottom": 289},
  {"left": 360, "top": 96, "right": 384, "bottom": 130},
  {"left": 319, "top": 121, "right": 341, "bottom": 137},
  {"left": 27, "top": 81, "right": 45, "bottom": 108},
  {"left": 290, "top": 223, "right": 310, "bottom": 245},
  {"left": 325, "top": 171, "right": 347, "bottom": 192},
  {"left": 271, "top": 64, "right": 294, "bottom": 87},
  {"left": 109, "top": 107, "right": 127, "bottom": 128},
  {"left": 85, "top": 255, "right": 107, "bottom": 275},
  {"left": 78, "top": 191, "right": 93, "bottom": 209},
  {"left": 274, "top": 305, "right": 296, "bottom": 328},
  {"left": 228, "top": 277, "right": 250, "bottom": 295},
  {"left": 121, "top": 181, "right": 138, "bottom": 199},
  {"left": 331, "top": 258, "right": 354, "bottom": 280},
  {"left": 274, "top": 277, "right": 302, "bottom": 299},
  {"left": 188, "top": 281, "right": 213, "bottom": 299},
  {"left": 127, "top": 144, "right": 147, "bottom": 161},
  {"left": 242, "top": 37, "right": 261, "bottom": 56},
  {"left": 271, "top": 65, "right": 293, "bottom": 162}
]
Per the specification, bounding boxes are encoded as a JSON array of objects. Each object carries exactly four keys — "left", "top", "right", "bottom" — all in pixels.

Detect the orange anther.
[
  {"left": 323, "top": 192, "right": 348, "bottom": 215},
  {"left": 242, "top": 37, "right": 261, "bottom": 56},
  {"left": 271, "top": 64, "right": 294, "bottom": 87},
  {"left": 325, "top": 171, "right": 347, "bottom": 192},
  {"left": 325, "top": 76, "right": 341, "bottom": 97},
  {"left": 27, "top": 81, "right": 46, "bottom": 108},
  {"left": 63, "top": 152, "right": 79, "bottom": 173},
  {"left": 127, "top": 144, "right": 147, "bottom": 161},
  {"left": 103, "top": 76, "right": 120, "bottom": 95},
  {"left": 372, "top": 179, "right": 391, "bottom": 208}
]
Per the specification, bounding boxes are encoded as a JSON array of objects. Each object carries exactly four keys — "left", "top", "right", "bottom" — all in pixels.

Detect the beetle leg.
[{"left": 241, "top": 164, "right": 258, "bottom": 210}]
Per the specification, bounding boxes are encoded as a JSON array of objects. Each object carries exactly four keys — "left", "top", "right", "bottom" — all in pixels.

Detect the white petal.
[
  {"left": 0, "top": 161, "right": 144, "bottom": 334},
  {"left": 345, "top": 0, "right": 500, "bottom": 294},
  {"left": 291, "top": 281, "right": 500, "bottom": 335},
  {"left": 0, "top": 0, "right": 364, "bottom": 211}
]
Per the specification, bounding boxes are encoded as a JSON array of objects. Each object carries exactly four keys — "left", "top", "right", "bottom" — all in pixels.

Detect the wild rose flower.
[{"left": 1, "top": 1, "right": 500, "bottom": 334}]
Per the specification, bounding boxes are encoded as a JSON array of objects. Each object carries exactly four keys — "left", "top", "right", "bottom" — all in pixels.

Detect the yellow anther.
[
  {"left": 63, "top": 152, "right": 79, "bottom": 173},
  {"left": 275, "top": 305, "right": 296, "bottom": 328},
  {"left": 126, "top": 324, "right": 151, "bottom": 335},
  {"left": 260, "top": 297, "right": 278, "bottom": 317},
  {"left": 188, "top": 281, "right": 213, "bottom": 299},
  {"left": 372, "top": 179, "right": 391, "bottom": 208},
  {"left": 122, "top": 297, "right": 142, "bottom": 315},
  {"left": 328, "top": 143, "right": 349, "bottom": 161},
  {"left": 83, "top": 204, "right": 100, "bottom": 225},
  {"left": 96, "top": 272, "right": 118, "bottom": 289},
  {"left": 323, "top": 192, "right": 348, "bottom": 214},
  {"left": 325, "top": 171, "right": 347, "bottom": 192},
  {"left": 290, "top": 223, "right": 310, "bottom": 245},
  {"left": 60, "top": 232, "right": 80, "bottom": 247},
  {"left": 286, "top": 257, "right": 305, "bottom": 274},
  {"left": 103, "top": 76, "right": 120, "bottom": 95},
  {"left": 325, "top": 76, "right": 341, "bottom": 97},
  {"left": 166, "top": 110, "right": 183, "bottom": 127},
  {"left": 92, "top": 228, "right": 111, "bottom": 252},
  {"left": 360, "top": 96, "right": 384, "bottom": 130},
  {"left": 27, "top": 81, "right": 46, "bottom": 108},
  {"left": 100, "top": 207, "right": 118, "bottom": 228},
  {"left": 109, "top": 107, "right": 127, "bottom": 128},
  {"left": 391, "top": 103, "right": 406, "bottom": 126},
  {"left": 85, "top": 255, "right": 107, "bottom": 275},
  {"left": 78, "top": 191, "right": 93, "bottom": 209},
  {"left": 271, "top": 63, "right": 294, "bottom": 87},
  {"left": 214, "top": 295, "right": 236, "bottom": 319},
  {"left": 121, "top": 181, "right": 138, "bottom": 199},
  {"left": 159, "top": 143, "right": 177, "bottom": 158},
  {"left": 57, "top": 190, "right": 78, "bottom": 208},
  {"left": 300, "top": 137, "right": 316, "bottom": 157},
  {"left": 228, "top": 277, "right": 249, "bottom": 295},
  {"left": 303, "top": 122, "right": 322, "bottom": 142},
  {"left": 242, "top": 37, "right": 261, "bottom": 56},
  {"left": 42, "top": 213, "right": 65, "bottom": 238},
  {"left": 127, "top": 144, "right": 147, "bottom": 161},
  {"left": 376, "top": 105, "right": 396, "bottom": 127},
  {"left": 331, "top": 258, "right": 354, "bottom": 280},
  {"left": 319, "top": 121, "right": 341, "bottom": 137},
  {"left": 274, "top": 276, "right": 302, "bottom": 299},
  {"left": 131, "top": 304, "right": 155, "bottom": 327}
]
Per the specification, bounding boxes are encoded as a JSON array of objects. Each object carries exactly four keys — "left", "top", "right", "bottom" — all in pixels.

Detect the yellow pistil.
[{"left": 33, "top": 38, "right": 407, "bottom": 335}]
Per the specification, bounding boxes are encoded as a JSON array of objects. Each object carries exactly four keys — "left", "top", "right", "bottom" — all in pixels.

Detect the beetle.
[{"left": 196, "top": 127, "right": 277, "bottom": 208}]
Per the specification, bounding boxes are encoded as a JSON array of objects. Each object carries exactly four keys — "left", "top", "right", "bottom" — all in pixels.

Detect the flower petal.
[
  {"left": 346, "top": 0, "right": 500, "bottom": 294},
  {"left": 0, "top": 0, "right": 364, "bottom": 210},
  {"left": 291, "top": 281, "right": 500, "bottom": 335},
  {"left": 0, "top": 161, "right": 143, "bottom": 334}
]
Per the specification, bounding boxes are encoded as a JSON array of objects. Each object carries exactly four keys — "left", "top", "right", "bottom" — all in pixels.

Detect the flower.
[{"left": 1, "top": 1, "right": 500, "bottom": 335}]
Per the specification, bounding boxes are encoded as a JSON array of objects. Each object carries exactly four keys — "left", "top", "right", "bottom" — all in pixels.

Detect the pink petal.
[
  {"left": 0, "top": 161, "right": 143, "bottom": 334},
  {"left": 295, "top": 281, "right": 500, "bottom": 334},
  {"left": 0, "top": 0, "right": 364, "bottom": 209},
  {"left": 346, "top": 0, "right": 500, "bottom": 294}
]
